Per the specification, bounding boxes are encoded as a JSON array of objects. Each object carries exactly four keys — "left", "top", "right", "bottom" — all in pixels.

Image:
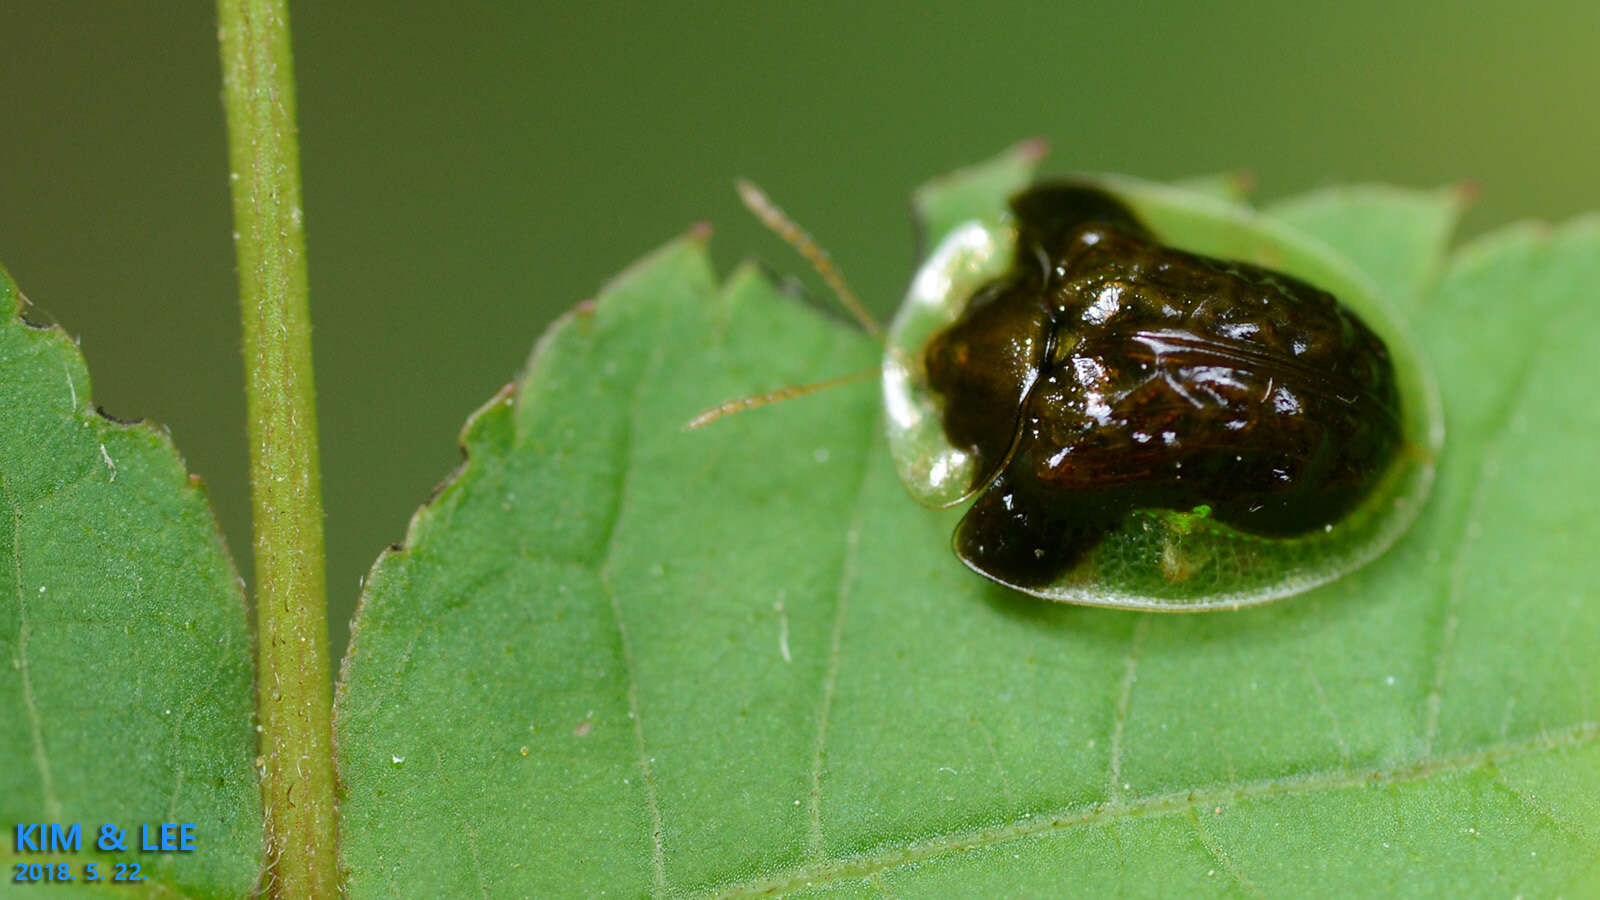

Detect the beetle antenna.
[
  {"left": 736, "top": 179, "right": 884, "bottom": 341},
  {"left": 682, "top": 367, "right": 880, "bottom": 431}
]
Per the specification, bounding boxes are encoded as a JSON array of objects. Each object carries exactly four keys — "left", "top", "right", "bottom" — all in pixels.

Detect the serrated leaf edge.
[{"left": 0, "top": 264, "right": 258, "bottom": 897}]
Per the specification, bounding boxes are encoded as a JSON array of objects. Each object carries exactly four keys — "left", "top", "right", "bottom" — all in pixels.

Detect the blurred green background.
[{"left": 3, "top": 2, "right": 1595, "bottom": 662}]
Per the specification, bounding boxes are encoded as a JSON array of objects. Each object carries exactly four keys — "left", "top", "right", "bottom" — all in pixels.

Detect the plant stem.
[{"left": 216, "top": 1, "right": 337, "bottom": 895}]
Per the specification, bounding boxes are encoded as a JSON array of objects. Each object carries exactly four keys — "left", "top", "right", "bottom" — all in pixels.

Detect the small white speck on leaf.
[{"left": 775, "top": 601, "right": 792, "bottom": 663}]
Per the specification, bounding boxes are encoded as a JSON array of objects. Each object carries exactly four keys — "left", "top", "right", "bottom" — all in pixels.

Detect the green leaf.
[
  {"left": 1267, "top": 184, "right": 1469, "bottom": 311},
  {"left": 336, "top": 157, "right": 1599, "bottom": 896},
  {"left": 0, "top": 270, "right": 260, "bottom": 896},
  {"left": 911, "top": 140, "right": 1042, "bottom": 247},
  {"left": 1172, "top": 170, "right": 1256, "bottom": 205}
]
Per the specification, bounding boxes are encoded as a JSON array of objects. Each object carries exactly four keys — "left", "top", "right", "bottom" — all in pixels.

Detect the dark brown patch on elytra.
[{"left": 924, "top": 184, "right": 1401, "bottom": 589}]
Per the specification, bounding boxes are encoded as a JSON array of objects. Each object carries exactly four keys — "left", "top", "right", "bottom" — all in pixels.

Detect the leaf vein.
[
  {"left": 1423, "top": 346, "right": 1541, "bottom": 757},
  {"left": 597, "top": 341, "right": 669, "bottom": 898},
  {"left": 1184, "top": 807, "right": 1263, "bottom": 899},
  {"left": 1302, "top": 659, "right": 1352, "bottom": 763},
  {"left": 0, "top": 463, "right": 61, "bottom": 820},
  {"left": 1487, "top": 767, "right": 1592, "bottom": 845},
  {"left": 1106, "top": 615, "right": 1150, "bottom": 802},
  {"left": 711, "top": 721, "right": 1598, "bottom": 898},
  {"left": 432, "top": 747, "right": 490, "bottom": 897},
  {"left": 807, "top": 417, "right": 879, "bottom": 861},
  {"left": 164, "top": 660, "right": 233, "bottom": 825},
  {"left": 975, "top": 719, "right": 1015, "bottom": 815}
]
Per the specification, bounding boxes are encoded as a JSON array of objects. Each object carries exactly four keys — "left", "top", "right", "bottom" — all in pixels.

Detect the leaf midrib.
[{"left": 711, "top": 721, "right": 1598, "bottom": 898}]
